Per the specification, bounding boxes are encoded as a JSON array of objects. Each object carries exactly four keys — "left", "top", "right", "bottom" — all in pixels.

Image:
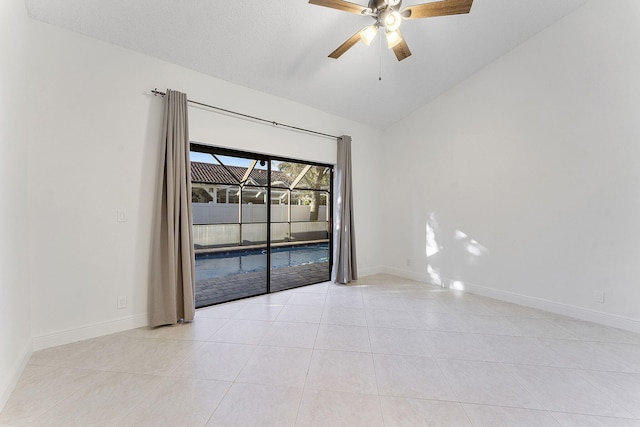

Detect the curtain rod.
[{"left": 151, "top": 89, "right": 339, "bottom": 140}]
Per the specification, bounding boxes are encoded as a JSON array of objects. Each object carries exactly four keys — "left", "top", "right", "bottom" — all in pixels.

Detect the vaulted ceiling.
[{"left": 25, "top": 0, "right": 589, "bottom": 128}]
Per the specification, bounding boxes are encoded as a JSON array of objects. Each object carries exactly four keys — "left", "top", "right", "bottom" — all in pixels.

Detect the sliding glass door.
[
  {"left": 190, "top": 148, "right": 269, "bottom": 307},
  {"left": 190, "top": 144, "right": 332, "bottom": 308},
  {"left": 270, "top": 160, "right": 331, "bottom": 292}
]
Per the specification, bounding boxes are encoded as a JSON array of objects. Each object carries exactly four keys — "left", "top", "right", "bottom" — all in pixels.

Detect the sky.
[{"left": 190, "top": 151, "right": 282, "bottom": 170}]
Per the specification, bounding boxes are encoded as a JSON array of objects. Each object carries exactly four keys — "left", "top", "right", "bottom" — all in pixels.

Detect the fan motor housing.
[{"left": 368, "top": 0, "right": 402, "bottom": 13}]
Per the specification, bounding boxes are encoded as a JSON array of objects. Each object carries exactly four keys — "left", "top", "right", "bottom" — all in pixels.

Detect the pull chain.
[{"left": 378, "top": 33, "right": 383, "bottom": 81}]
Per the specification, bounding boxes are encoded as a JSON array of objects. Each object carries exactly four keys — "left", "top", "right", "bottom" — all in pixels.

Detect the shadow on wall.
[{"left": 425, "top": 212, "right": 489, "bottom": 290}]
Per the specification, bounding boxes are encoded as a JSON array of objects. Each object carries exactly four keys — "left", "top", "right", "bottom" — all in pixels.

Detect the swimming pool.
[{"left": 195, "top": 243, "right": 329, "bottom": 281}]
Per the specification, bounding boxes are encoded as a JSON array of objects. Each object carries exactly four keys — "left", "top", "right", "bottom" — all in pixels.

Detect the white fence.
[
  {"left": 192, "top": 203, "right": 329, "bottom": 248},
  {"left": 192, "top": 203, "right": 328, "bottom": 225},
  {"left": 192, "top": 222, "right": 329, "bottom": 247}
]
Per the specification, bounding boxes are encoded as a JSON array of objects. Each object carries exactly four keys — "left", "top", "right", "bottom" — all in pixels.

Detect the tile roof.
[{"left": 190, "top": 162, "right": 292, "bottom": 187}]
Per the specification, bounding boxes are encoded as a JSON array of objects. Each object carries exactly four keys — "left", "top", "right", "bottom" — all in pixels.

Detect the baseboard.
[
  {"left": 380, "top": 267, "right": 640, "bottom": 334},
  {"left": 0, "top": 338, "right": 32, "bottom": 413},
  {"left": 457, "top": 280, "right": 640, "bottom": 334},
  {"left": 358, "top": 265, "right": 385, "bottom": 278},
  {"left": 382, "top": 266, "right": 431, "bottom": 284},
  {"left": 32, "top": 314, "right": 148, "bottom": 351}
]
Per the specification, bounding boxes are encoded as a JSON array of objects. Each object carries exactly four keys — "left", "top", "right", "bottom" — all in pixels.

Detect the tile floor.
[{"left": 2, "top": 274, "right": 640, "bottom": 426}]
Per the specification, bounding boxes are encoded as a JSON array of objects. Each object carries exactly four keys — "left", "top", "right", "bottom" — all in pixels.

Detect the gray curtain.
[
  {"left": 332, "top": 135, "right": 358, "bottom": 284},
  {"left": 149, "top": 89, "right": 195, "bottom": 327}
]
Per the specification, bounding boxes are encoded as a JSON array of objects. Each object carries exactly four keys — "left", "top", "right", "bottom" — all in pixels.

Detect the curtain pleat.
[
  {"left": 149, "top": 89, "right": 195, "bottom": 327},
  {"left": 332, "top": 135, "right": 358, "bottom": 284}
]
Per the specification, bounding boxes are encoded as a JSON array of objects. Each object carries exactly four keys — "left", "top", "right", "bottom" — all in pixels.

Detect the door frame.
[{"left": 190, "top": 143, "right": 334, "bottom": 301}]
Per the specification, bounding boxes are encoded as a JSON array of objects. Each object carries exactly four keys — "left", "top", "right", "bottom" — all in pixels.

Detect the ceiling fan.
[{"left": 309, "top": 0, "right": 473, "bottom": 61}]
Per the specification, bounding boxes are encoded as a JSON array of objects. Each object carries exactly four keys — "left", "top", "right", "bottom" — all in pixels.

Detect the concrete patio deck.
[{"left": 195, "top": 261, "right": 330, "bottom": 308}]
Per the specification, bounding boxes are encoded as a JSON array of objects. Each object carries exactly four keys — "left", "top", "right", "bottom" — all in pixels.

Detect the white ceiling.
[{"left": 25, "top": 0, "right": 589, "bottom": 129}]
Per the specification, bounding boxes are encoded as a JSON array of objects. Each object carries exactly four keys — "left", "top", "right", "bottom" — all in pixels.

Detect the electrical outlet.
[
  {"left": 117, "top": 210, "right": 127, "bottom": 222},
  {"left": 593, "top": 291, "right": 605, "bottom": 304},
  {"left": 406, "top": 258, "right": 411, "bottom": 267},
  {"left": 117, "top": 296, "right": 127, "bottom": 309}
]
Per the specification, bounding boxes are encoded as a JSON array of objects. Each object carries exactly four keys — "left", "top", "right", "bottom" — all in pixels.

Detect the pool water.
[{"left": 195, "top": 243, "right": 329, "bottom": 281}]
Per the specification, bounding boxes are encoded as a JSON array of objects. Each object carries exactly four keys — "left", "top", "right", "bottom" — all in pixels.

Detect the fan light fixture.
[
  {"left": 385, "top": 30, "right": 402, "bottom": 48},
  {"left": 384, "top": 11, "right": 402, "bottom": 31},
  {"left": 360, "top": 25, "right": 378, "bottom": 45}
]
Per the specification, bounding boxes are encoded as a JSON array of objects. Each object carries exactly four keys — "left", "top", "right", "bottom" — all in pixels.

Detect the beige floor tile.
[
  {"left": 380, "top": 396, "right": 472, "bottom": 426},
  {"left": 275, "top": 304, "right": 323, "bottom": 323},
  {"left": 287, "top": 292, "right": 326, "bottom": 307},
  {"left": 294, "top": 282, "right": 330, "bottom": 294},
  {"left": 423, "top": 331, "right": 495, "bottom": 361},
  {"left": 320, "top": 306, "right": 367, "bottom": 326},
  {"left": 208, "top": 319, "right": 272, "bottom": 344},
  {"left": 118, "top": 377, "right": 230, "bottom": 427},
  {"left": 456, "top": 314, "right": 522, "bottom": 336},
  {"left": 551, "top": 412, "right": 640, "bottom": 427},
  {"left": 0, "top": 366, "right": 100, "bottom": 426},
  {"left": 474, "top": 334, "right": 559, "bottom": 366},
  {"left": 595, "top": 342, "right": 640, "bottom": 373},
  {"left": 439, "top": 298, "right": 496, "bottom": 316},
  {"left": 205, "top": 383, "right": 302, "bottom": 427},
  {"left": 363, "top": 295, "right": 407, "bottom": 310},
  {"left": 296, "top": 389, "right": 383, "bottom": 427},
  {"left": 80, "top": 336, "right": 151, "bottom": 371},
  {"left": 314, "top": 324, "right": 371, "bottom": 352},
  {"left": 305, "top": 349, "right": 377, "bottom": 395},
  {"left": 29, "top": 371, "right": 163, "bottom": 427},
  {"left": 324, "top": 294, "right": 364, "bottom": 309},
  {"left": 374, "top": 354, "right": 456, "bottom": 401},
  {"left": 109, "top": 338, "right": 202, "bottom": 375},
  {"left": 403, "top": 297, "right": 449, "bottom": 314},
  {"left": 412, "top": 312, "right": 469, "bottom": 332},
  {"left": 481, "top": 300, "right": 557, "bottom": 318},
  {"left": 580, "top": 370, "right": 640, "bottom": 418},
  {"left": 170, "top": 341, "right": 256, "bottom": 381},
  {"left": 260, "top": 322, "right": 318, "bottom": 348},
  {"left": 508, "top": 364, "right": 634, "bottom": 417},
  {"left": 196, "top": 301, "right": 248, "bottom": 319},
  {"left": 236, "top": 346, "right": 312, "bottom": 387},
  {"left": 28, "top": 336, "right": 121, "bottom": 369},
  {"left": 121, "top": 318, "right": 229, "bottom": 341},
  {"left": 438, "top": 359, "right": 544, "bottom": 409},
  {"left": 247, "top": 291, "right": 293, "bottom": 305},
  {"left": 365, "top": 308, "right": 419, "bottom": 329},
  {"left": 550, "top": 319, "right": 640, "bottom": 344},
  {"left": 535, "top": 337, "right": 632, "bottom": 371},
  {"left": 462, "top": 404, "right": 561, "bottom": 427},
  {"left": 232, "top": 303, "right": 284, "bottom": 321},
  {"left": 369, "top": 327, "right": 433, "bottom": 357},
  {"left": 504, "top": 317, "right": 579, "bottom": 340}
]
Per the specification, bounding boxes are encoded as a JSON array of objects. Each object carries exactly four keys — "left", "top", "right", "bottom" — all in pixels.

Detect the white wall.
[
  {"left": 0, "top": 0, "right": 32, "bottom": 409},
  {"left": 25, "top": 18, "right": 383, "bottom": 349},
  {"left": 382, "top": 0, "right": 640, "bottom": 331}
]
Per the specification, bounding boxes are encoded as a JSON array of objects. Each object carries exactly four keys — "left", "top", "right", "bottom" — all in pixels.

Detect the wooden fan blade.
[
  {"left": 392, "top": 31, "right": 412, "bottom": 61},
  {"left": 403, "top": 0, "right": 473, "bottom": 19},
  {"left": 308, "top": 0, "right": 368, "bottom": 15},
  {"left": 328, "top": 27, "right": 367, "bottom": 59}
]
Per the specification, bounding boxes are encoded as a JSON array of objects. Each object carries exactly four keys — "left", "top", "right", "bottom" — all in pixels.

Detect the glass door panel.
[
  {"left": 191, "top": 148, "right": 268, "bottom": 307},
  {"left": 270, "top": 160, "right": 331, "bottom": 292}
]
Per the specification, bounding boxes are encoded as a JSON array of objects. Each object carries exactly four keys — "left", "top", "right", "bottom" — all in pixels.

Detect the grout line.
[{"left": 292, "top": 285, "right": 329, "bottom": 425}]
